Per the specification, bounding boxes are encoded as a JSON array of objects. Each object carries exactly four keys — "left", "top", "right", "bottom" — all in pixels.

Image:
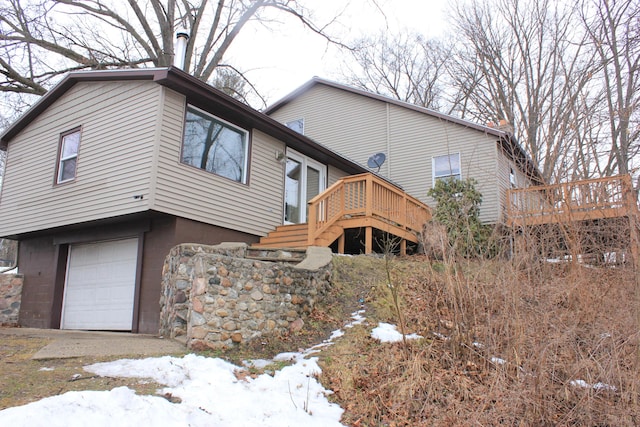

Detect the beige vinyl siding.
[
  {"left": 270, "top": 84, "right": 503, "bottom": 223},
  {"left": 387, "top": 105, "right": 500, "bottom": 223},
  {"left": 328, "top": 165, "right": 349, "bottom": 185},
  {"left": 0, "top": 81, "right": 160, "bottom": 237},
  {"left": 152, "top": 89, "right": 285, "bottom": 236},
  {"left": 496, "top": 147, "right": 541, "bottom": 223},
  {"left": 270, "top": 85, "right": 389, "bottom": 175}
]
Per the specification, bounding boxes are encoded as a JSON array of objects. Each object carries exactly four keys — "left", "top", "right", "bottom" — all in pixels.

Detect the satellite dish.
[{"left": 367, "top": 152, "right": 386, "bottom": 172}]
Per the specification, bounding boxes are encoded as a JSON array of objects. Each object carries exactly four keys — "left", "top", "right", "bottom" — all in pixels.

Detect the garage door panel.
[{"left": 61, "top": 238, "right": 138, "bottom": 331}]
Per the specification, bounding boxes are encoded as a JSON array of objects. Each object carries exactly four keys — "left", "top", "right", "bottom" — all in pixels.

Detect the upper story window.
[
  {"left": 433, "top": 153, "right": 461, "bottom": 183},
  {"left": 509, "top": 167, "right": 517, "bottom": 188},
  {"left": 56, "top": 128, "right": 81, "bottom": 184},
  {"left": 181, "top": 106, "right": 249, "bottom": 184},
  {"left": 285, "top": 118, "right": 304, "bottom": 134}
]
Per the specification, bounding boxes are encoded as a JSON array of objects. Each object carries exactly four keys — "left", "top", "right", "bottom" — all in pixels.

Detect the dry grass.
[
  {"left": 2, "top": 223, "right": 638, "bottom": 425},
  {"left": 319, "top": 250, "right": 640, "bottom": 426},
  {"left": 0, "top": 336, "right": 169, "bottom": 410}
]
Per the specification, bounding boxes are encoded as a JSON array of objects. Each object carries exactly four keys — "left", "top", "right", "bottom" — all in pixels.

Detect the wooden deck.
[
  {"left": 254, "top": 173, "right": 432, "bottom": 255},
  {"left": 506, "top": 175, "right": 638, "bottom": 227}
]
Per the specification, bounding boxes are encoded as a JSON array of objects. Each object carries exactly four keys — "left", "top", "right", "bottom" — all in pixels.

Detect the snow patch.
[{"left": 371, "top": 322, "right": 422, "bottom": 343}]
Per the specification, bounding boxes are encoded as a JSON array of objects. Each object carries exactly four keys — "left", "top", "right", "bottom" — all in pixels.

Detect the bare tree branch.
[{"left": 0, "top": 0, "right": 354, "bottom": 111}]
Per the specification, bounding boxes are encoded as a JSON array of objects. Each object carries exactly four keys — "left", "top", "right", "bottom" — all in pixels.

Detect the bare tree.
[
  {"left": 210, "top": 65, "right": 260, "bottom": 105},
  {"left": 446, "top": 0, "right": 599, "bottom": 182},
  {"left": 581, "top": 0, "right": 640, "bottom": 177},
  {"left": 0, "top": 0, "right": 350, "bottom": 111},
  {"left": 338, "top": 0, "right": 614, "bottom": 182},
  {"left": 341, "top": 31, "right": 449, "bottom": 111}
]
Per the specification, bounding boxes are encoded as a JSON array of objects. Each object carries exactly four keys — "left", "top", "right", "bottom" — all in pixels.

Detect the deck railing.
[
  {"left": 506, "top": 174, "right": 636, "bottom": 226},
  {"left": 307, "top": 173, "right": 432, "bottom": 245}
]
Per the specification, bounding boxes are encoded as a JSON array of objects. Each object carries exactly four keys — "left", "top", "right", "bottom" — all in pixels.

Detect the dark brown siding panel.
[
  {"left": 137, "top": 216, "right": 176, "bottom": 334},
  {"left": 174, "top": 217, "right": 260, "bottom": 246},
  {"left": 50, "top": 243, "right": 69, "bottom": 329},
  {"left": 15, "top": 213, "right": 262, "bottom": 334},
  {"left": 18, "top": 237, "right": 57, "bottom": 328}
]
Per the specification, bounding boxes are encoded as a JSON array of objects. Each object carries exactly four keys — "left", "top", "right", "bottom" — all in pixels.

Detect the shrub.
[{"left": 427, "top": 178, "right": 494, "bottom": 258}]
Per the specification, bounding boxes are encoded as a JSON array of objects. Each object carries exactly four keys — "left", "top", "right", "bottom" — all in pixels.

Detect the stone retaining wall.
[
  {"left": 160, "top": 243, "right": 332, "bottom": 350},
  {"left": 0, "top": 274, "right": 22, "bottom": 326}
]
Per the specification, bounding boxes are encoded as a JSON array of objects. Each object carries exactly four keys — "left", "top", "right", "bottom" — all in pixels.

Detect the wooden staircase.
[
  {"left": 255, "top": 223, "right": 309, "bottom": 249},
  {"left": 253, "top": 173, "right": 432, "bottom": 255},
  {"left": 254, "top": 223, "right": 344, "bottom": 250}
]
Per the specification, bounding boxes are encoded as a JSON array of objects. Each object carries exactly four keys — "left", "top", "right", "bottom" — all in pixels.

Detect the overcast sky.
[{"left": 227, "top": 0, "right": 449, "bottom": 106}]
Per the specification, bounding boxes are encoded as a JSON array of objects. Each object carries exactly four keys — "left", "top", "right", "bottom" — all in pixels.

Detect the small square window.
[
  {"left": 56, "top": 128, "right": 81, "bottom": 184},
  {"left": 285, "top": 118, "right": 304, "bottom": 134},
  {"left": 433, "top": 153, "right": 461, "bottom": 183}
]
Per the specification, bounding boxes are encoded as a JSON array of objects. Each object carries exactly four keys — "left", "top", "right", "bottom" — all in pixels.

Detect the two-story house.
[{"left": 265, "top": 77, "right": 543, "bottom": 224}]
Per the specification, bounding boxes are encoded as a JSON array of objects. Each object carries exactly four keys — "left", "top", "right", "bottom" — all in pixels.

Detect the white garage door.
[{"left": 61, "top": 238, "right": 138, "bottom": 330}]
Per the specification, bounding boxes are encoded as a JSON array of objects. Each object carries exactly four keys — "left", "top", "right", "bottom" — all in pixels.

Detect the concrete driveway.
[{"left": 0, "top": 327, "right": 187, "bottom": 360}]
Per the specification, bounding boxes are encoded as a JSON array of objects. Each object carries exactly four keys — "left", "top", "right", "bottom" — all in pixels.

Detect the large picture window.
[
  {"left": 181, "top": 106, "right": 249, "bottom": 183},
  {"left": 56, "top": 128, "right": 81, "bottom": 184},
  {"left": 433, "top": 153, "right": 461, "bottom": 183}
]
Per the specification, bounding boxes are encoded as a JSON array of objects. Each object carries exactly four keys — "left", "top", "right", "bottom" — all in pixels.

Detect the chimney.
[
  {"left": 174, "top": 29, "right": 190, "bottom": 70},
  {"left": 487, "top": 119, "right": 514, "bottom": 134}
]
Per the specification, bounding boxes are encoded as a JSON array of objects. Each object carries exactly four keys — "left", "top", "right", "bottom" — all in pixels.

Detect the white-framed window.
[
  {"left": 285, "top": 118, "right": 304, "bottom": 135},
  {"left": 56, "top": 128, "right": 81, "bottom": 184},
  {"left": 509, "top": 167, "right": 517, "bottom": 188},
  {"left": 181, "top": 105, "right": 249, "bottom": 184},
  {"left": 432, "top": 153, "right": 461, "bottom": 183}
]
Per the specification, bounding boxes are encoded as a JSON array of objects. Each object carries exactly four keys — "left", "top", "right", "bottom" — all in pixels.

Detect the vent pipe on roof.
[{"left": 174, "top": 29, "right": 190, "bottom": 70}]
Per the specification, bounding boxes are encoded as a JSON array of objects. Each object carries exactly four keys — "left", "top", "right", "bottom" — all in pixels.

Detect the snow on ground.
[
  {"left": 570, "top": 379, "right": 617, "bottom": 392},
  {"left": 0, "top": 310, "right": 372, "bottom": 427},
  {"left": 371, "top": 322, "right": 423, "bottom": 343}
]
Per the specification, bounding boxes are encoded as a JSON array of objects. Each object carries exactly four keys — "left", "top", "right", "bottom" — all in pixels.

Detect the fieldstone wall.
[
  {"left": 0, "top": 274, "right": 22, "bottom": 326},
  {"left": 160, "top": 243, "right": 333, "bottom": 350}
]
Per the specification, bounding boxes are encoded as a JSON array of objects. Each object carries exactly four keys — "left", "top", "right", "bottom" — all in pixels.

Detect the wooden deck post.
[
  {"left": 338, "top": 234, "right": 345, "bottom": 254},
  {"left": 307, "top": 200, "right": 317, "bottom": 246},
  {"left": 365, "top": 226, "right": 373, "bottom": 254},
  {"left": 400, "top": 239, "right": 407, "bottom": 256},
  {"left": 365, "top": 174, "right": 373, "bottom": 217}
]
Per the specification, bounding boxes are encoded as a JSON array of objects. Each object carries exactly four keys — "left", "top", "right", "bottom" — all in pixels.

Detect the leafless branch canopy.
[
  {"left": 340, "top": 0, "right": 640, "bottom": 182},
  {"left": 0, "top": 0, "right": 348, "bottom": 108}
]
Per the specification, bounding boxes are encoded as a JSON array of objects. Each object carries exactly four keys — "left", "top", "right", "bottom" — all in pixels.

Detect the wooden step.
[
  {"left": 254, "top": 223, "right": 310, "bottom": 248},
  {"left": 257, "top": 233, "right": 307, "bottom": 243},
  {"left": 273, "top": 223, "right": 308, "bottom": 232},
  {"left": 253, "top": 237, "right": 308, "bottom": 248},
  {"left": 263, "top": 228, "right": 309, "bottom": 239}
]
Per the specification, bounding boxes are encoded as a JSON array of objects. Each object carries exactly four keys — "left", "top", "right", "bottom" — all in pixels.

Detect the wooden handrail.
[
  {"left": 506, "top": 174, "right": 636, "bottom": 225},
  {"left": 307, "top": 173, "right": 432, "bottom": 245}
]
